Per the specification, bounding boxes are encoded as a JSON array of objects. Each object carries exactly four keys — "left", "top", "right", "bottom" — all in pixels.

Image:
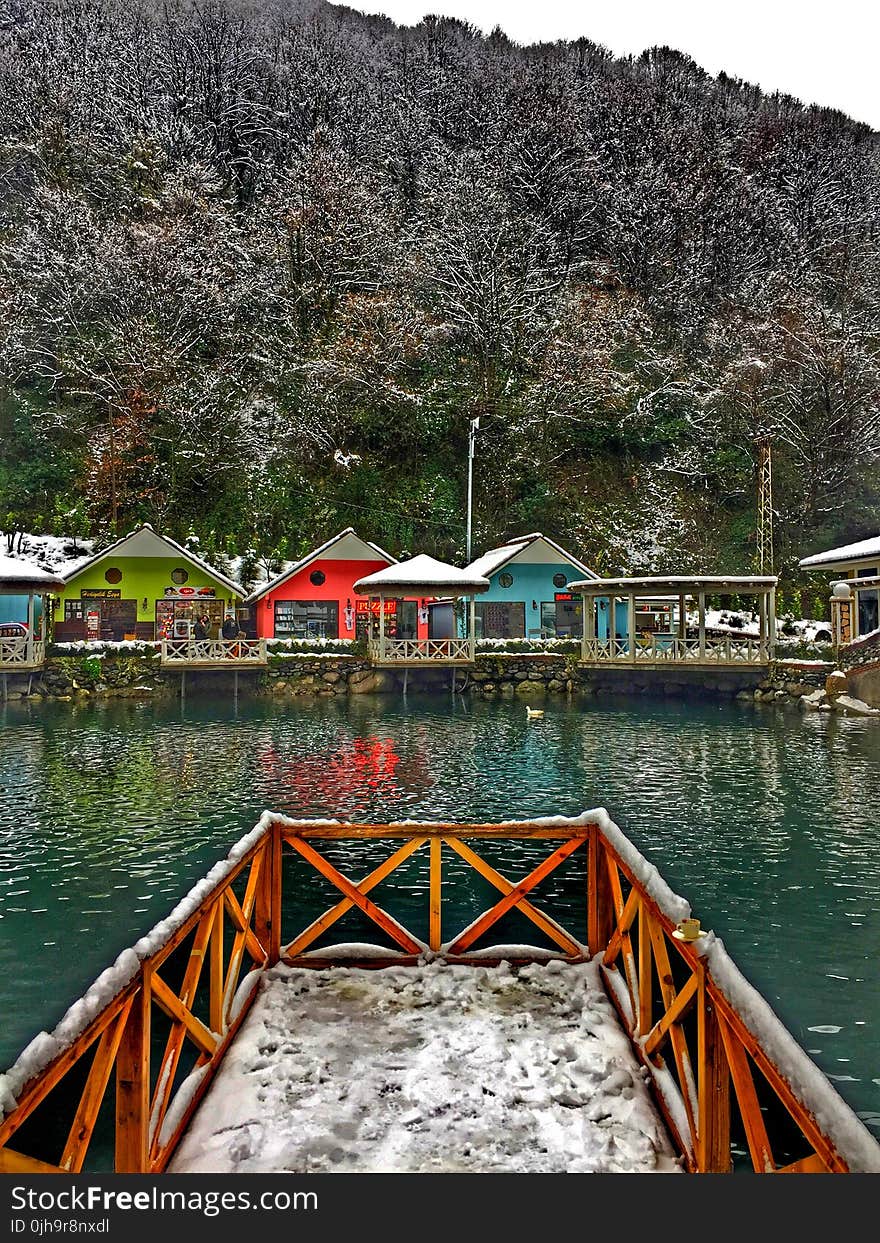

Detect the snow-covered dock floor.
[{"left": 170, "top": 960, "right": 680, "bottom": 1174}]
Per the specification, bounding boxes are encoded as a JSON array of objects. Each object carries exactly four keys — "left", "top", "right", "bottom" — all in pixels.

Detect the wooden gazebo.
[
  {"left": 567, "top": 574, "right": 778, "bottom": 668},
  {"left": 354, "top": 554, "right": 490, "bottom": 666},
  {"left": 0, "top": 555, "right": 66, "bottom": 680}
]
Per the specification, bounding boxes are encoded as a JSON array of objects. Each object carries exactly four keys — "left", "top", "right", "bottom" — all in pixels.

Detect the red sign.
[
  {"left": 356, "top": 599, "right": 397, "bottom": 615},
  {"left": 177, "top": 587, "right": 196, "bottom": 597},
  {"left": 554, "top": 592, "right": 573, "bottom": 601}
]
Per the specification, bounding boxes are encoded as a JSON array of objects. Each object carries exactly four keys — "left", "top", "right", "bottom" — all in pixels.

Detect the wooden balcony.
[
  {"left": 159, "top": 638, "right": 267, "bottom": 669},
  {"left": 0, "top": 637, "right": 46, "bottom": 670},
  {"left": 367, "top": 637, "right": 475, "bottom": 666},
  {"left": 581, "top": 634, "right": 770, "bottom": 668}
]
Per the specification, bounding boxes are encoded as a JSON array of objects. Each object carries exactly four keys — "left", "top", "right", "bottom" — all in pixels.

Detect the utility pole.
[
  {"left": 756, "top": 437, "right": 773, "bottom": 574},
  {"left": 465, "top": 416, "right": 480, "bottom": 563}
]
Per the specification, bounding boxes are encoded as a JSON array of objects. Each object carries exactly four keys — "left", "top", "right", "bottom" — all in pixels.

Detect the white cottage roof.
[
  {"left": 61, "top": 524, "right": 244, "bottom": 596},
  {"left": 466, "top": 532, "right": 599, "bottom": 581},
  {"left": 354, "top": 554, "right": 490, "bottom": 597},
  {"left": 247, "top": 528, "right": 396, "bottom": 602},
  {"left": 0, "top": 556, "right": 66, "bottom": 595},
  {"left": 799, "top": 535, "right": 880, "bottom": 570}
]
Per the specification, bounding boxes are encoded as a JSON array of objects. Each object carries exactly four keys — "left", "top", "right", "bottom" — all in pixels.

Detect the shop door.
[{"left": 100, "top": 599, "right": 137, "bottom": 641}]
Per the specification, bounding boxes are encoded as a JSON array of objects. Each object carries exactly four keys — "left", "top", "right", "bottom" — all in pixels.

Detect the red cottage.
[{"left": 248, "top": 529, "right": 430, "bottom": 642}]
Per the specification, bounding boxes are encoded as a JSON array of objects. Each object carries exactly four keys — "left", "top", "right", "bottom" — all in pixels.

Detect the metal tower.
[{"left": 756, "top": 439, "right": 773, "bottom": 574}]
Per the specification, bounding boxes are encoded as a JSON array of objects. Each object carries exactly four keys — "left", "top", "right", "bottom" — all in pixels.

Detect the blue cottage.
[{"left": 464, "top": 533, "right": 600, "bottom": 640}]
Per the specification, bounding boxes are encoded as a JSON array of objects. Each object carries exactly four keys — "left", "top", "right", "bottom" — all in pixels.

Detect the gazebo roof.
[
  {"left": 799, "top": 535, "right": 880, "bottom": 570},
  {"left": 0, "top": 555, "right": 66, "bottom": 595},
  {"left": 353, "top": 554, "right": 490, "bottom": 598},
  {"left": 567, "top": 574, "right": 778, "bottom": 596}
]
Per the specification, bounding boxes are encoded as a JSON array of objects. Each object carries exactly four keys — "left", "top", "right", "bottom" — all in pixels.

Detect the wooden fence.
[{"left": 1, "top": 814, "right": 877, "bottom": 1174}]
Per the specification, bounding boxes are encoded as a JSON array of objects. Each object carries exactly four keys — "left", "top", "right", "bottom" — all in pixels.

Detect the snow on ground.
[
  {"left": 170, "top": 960, "right": 680, "bottom": 1175},
  {"left": 1, "top": 533, "right": 94, "bottom": 576}
]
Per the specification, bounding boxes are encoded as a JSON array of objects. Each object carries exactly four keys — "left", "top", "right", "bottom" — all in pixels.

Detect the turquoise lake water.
[{"left": 0, "top": 692, "right": 878, "bottom": 1141}]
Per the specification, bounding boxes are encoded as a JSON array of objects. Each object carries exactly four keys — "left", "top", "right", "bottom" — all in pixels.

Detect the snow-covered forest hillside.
[{"left": 1, "top": 0, "right": 878, "bottom": 590}]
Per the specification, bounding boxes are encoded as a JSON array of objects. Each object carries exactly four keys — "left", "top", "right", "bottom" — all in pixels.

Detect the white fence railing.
[
  {"left": 0, "top": 638, "right": 45, "bottom": 667},
  {"left": 368, "top": 638, "right": 473, "bottom": 662},
  {"left": 581, "top": 635, "right": 769, "bottom": 664},
  {"left": 160, "top": 639, "right": 267, "bottom": 664}
]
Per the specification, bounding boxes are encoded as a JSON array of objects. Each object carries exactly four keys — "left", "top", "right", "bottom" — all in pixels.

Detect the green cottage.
[{"left": 54, "top": 524, "right": 245, "bottom": 642}]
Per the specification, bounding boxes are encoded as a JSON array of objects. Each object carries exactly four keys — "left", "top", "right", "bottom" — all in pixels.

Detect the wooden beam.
[
  {"left": 0, "top": 1148, "right": 64, "bottom": 1174},
  {"left": 151, "top": 974, "right": 218, "bottom": 1058},
  {"left": 429, "top": 836, "right": 442, "bottom": 952},
  {"left": 61, "top": 999, "right": 133, "bottom": 1173},
  {"left": 281, "top": 837, "right": 427, "bottom": 959},
  {"left": 718, "top": 1012, "right": 774, "bottom": 1173},
  {"left": 443, "top": 836, "right": 585, "bottom": 956},
  {"left": 447, "top": 837, "right": 585, "bottom": 953},
  {"left": 285, "top": 836, "right": 425, "bottom": 954},
  {"left": 697, "top": 973, "right": 731, "bottom": 1173},
  {"left": 115, "top": 982, "right": 150, "bottom": 1173},
  {"left": 644, "top": 974, "right": 698, "bottom": 1058}
]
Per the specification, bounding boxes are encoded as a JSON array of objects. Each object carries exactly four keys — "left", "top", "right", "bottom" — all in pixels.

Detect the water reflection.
[{"left": 0, "top": 692, "right": 878, "bottom": 1136}]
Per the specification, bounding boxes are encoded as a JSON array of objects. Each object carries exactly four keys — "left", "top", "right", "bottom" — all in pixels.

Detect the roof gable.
[
  {"left": 62, "top": 524, "right": 244, "bottom": 595},
  {"left": 248, "top": 529, "right": 396, "bottom": 601},
  {"left": 467, "top": 533, "right": 598, "bottom": 580}
]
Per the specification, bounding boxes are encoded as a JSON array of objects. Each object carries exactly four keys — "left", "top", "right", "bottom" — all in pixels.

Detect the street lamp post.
[{"left": 466, "top": 416, "right": 480, "bottom": 563}]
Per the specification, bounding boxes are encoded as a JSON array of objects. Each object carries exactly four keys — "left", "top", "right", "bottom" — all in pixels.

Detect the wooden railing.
[
  {"left": 368, "top": 637, "right": 473, "bottom": 663},
  {"left": 159, "top": 638, "right": 267, "bottom": 665},
  {"left": 1, "top": 813, "right": 877, "bottom": 1174},
  {"left": 581, "top": 636, "right": 769, "bottom": 665},
  {"left": 0, "top": 637, "right": 45, "bottom": 667}
]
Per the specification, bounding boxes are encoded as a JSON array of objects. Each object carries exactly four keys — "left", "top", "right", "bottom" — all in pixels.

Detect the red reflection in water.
[{"left": 256, "top": 735, "right": 432, "bottom": 812}]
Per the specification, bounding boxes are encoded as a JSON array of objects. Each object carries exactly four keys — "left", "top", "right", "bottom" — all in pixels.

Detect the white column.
[
  {"left": 378, "top": 595, "right": 386, "bottom": 661},
  {"left": 758, "top": 593, "right": 767, "bottom": 659},
  {"left": 609, "top": 596, "right": 616, "bottom": 657},
  {"left": 468, "top": 595, "right": 475, "bottom": 661},
  {"left": 767, "top": 589, "right": 776, "bottom": 659},
  {"left": 698, "top": 592, "right": 706, "bottom": 659},
  {"left": 584, "top": 593, "right": 594, "bottom": 661},
  {"left": 628, "top": 593, "right": 636, "bottom": 662},
  {"left": 27, "top": 592, "right": 35, "bottom": 663}
]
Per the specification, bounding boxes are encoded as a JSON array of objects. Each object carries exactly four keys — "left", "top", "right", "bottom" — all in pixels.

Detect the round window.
[
  {"left": 104, "top": 567, "right": 122, "bottom": 584},
  {"left": 498, "top": 572, "right": 513, "bottom": 589},
  {"left": 171, "top": 568, "right": 189, "bottom": 585},
  {"left": 310, "top": 569, "right": 326, "bottom": 586},
  {"left": 553, "top": 573, "right": 567, "bottom": 588}
]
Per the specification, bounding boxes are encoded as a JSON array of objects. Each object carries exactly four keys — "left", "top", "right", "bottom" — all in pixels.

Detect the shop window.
[
  {"left": 275, "top": 599, "right": 338, "bottom": 639},
  {"left": 309, "top": 569, "right": 326, "bottom": 586},
  {"left": 498, "top": 572, "right": 513, "bottom": 589},
  {"left": 64, "top": 600, "right": 84, "bottom": 623},
  {"left": 170, "top": 567, "right": 189, "bottom": 585},
  {"left": 475, "top": 601, "right": 524, "bottom": 639},
  {"left": 104, "top": 567, "right": 122, "bottom": 584}
]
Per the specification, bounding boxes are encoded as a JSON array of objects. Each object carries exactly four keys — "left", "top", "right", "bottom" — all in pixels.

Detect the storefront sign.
[
  {"left": 356, "top": 599, "right": 397, "bottom": 616},
  {"left": 196, "top": 587, "right": 216, "bottom": 597},
  {"left": 554, "top": 592, "right": 573, "bottom": 601},
  {"left": 86, "top": 610, "right": 101, "bottom": 639},
  {"left": 81, "top": 589, "right": 121, "bottom": 599}
]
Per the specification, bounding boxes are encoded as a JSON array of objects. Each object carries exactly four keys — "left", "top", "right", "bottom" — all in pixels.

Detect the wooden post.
[
  {"left": 609, "top": 596, "right": 616, "bottom": 657},
  {"left": 429, "top": 837, "right": 442, "bottom": 951},
  {"left": 254, "top": 827, "right": 281, "bottom": 966},
  {"left": 697, "top": 971, "right": 731, "bottom": 1173},
  {"left": 758, "top": 593, "right": 767, "bottom": 659},
  {"left": 468, "top": 594, "right": 476, "bottom": 662},
  {"left": 628, "top": 593, "right": 636, "bottom": 662},
  {"left": 379, "top": 595, "right": 386, "bottom": 662},
  {"left": 587, "top": 824, "right": 615, "bottom": 956},
  {"left": 698, "top": 592, "right": 706, "bottom": 659},
  {"left": 115, "top": 981, "right": 150, "bottom": 1173},
  {"left": 679, "top": 594, "right": 686, "bottom": 648},
  {"left": 767, "top": 589, "right": 776, "bottom": 660},
  {"left": 26, "top": 592, "right": 35, "bottom": 665}
]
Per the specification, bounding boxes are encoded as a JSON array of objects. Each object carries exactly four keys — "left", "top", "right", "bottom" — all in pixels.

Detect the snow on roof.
[
  {"left": 567, "top": 575, "right": 778, "bottom": 594},
  {"left": 799, "top": 535, "right": 880, "bottom": 570},
  {"left": 247, "top": 528, "right": 397, "bottom": 601},
  {"left": 61, "top": 524, "right": 244, "bottom": 596},
  {"left": 0, "top": 556, "right": 66, "bottom": 594},
  {"left": 354, "top": 554, "right": 490, "bottom": 596},
  {"left": 466, "top": 532, "right": 599, "bottom": 581}
]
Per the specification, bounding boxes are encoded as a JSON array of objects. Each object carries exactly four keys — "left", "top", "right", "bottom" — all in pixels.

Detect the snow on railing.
[
  {"left": 368, "top": 637, "right": 472, "bottom": 662},
  {"left": 160, "top": 638, "right": 267, "bottom": 664},
  {"left": 2, "top": 811, "right": 877, "bottom": 1175}
]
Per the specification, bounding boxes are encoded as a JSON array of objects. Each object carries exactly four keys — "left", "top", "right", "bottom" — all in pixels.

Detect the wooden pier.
[{"left": 1, "top": 813, "right": 878, "bottom": 1175}]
